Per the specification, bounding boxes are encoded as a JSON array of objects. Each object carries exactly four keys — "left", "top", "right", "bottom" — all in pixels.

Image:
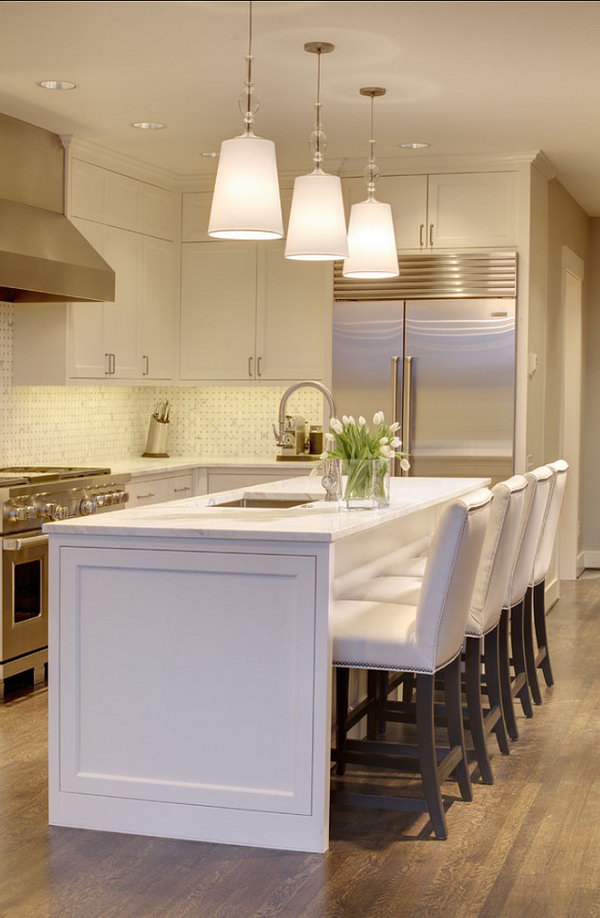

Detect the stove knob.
[
  {"left": 5, "top": 506, "right": 27, "bottom": 522},
  {"left": 104, "top": 493, "right": 115, "bottom": 506},
  {"left": 54, "top": 506, "right": 69, "bottom": 521},
  {"left": 121, "top": 491, "right": 129, "bottom": 504},
  {"left": 79, "top": 498, "right": 97, "bottom": 516},
  {"left": 38, "top": 502, "right": 57, "bottom": 520},
  {"left": 23, "top": 505, "right": 37, "bottom": 520},
  {"left": 95, "top": 494, "right": 106, "bottom": 508}
]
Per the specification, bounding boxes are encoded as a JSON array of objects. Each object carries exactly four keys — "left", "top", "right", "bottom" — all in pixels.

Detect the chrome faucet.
[{"left": 273, "top": 380, "right": 337, "bottom": 449}]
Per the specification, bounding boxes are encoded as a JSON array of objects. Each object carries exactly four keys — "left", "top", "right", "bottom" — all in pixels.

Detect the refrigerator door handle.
[
  {"left": 402, "top": 355, "right": 414, "bottom": 477},
  {"left": 391, "top": 355, "right": 402, "bottom": 476}
]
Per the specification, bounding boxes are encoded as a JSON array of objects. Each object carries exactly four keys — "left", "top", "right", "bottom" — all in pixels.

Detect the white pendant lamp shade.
[
  {"left": 343, "top": 198, "right": 399, "bottom": 277},
  {"left": 208, "top": 135, "right": 283, "bottom": 240},
  {"left": 285, "top": 172, "right": 348, "bottom": 260}
]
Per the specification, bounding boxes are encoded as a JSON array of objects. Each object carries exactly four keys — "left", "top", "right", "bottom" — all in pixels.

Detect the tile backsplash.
[{"left": 0, "top": 304, "right": 323, "bottom": 464}]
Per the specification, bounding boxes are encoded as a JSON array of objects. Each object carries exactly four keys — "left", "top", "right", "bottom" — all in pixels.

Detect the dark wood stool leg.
[
  {"left": 534, "top": 579, "right": 555, "bottom": 686},
  {"left": 465, "top": 636, "right": 494, "bottom": 783},
  {"left": 484, "top": 623, "right": 510, "bottom": 755},
  {"left": 377, "top": 671, "right": 389, "bottom": 735},
  {"left": 416, "top": 672, "right": 448, "bottom": 839},
  {"left": 402, "top": 671, "right": 415, "bottom": 703},
  {"left": 443, "top": 655, "right": 473, "bottom": 801},
  {"left": 366, "top": 670, "right": 379, "bottom": 739},
  {"left": 511, "top": 600, "right": 533, "bottom": 718},
  {"left": 499, "top": 608, "right": 519, "bottom": 741},
  {"left": 523, "top": 586, "right": 542, "bottom": 704},
  {"left": 335, "top": 667, "right": 349, "bottom": 776}
]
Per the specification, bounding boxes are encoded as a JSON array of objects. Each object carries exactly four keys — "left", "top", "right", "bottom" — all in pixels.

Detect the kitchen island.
[{"left": 46, "top": 475, "right": 488, "bottom": 853}]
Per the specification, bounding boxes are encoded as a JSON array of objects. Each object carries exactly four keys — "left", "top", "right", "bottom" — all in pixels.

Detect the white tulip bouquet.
[{"left": 322, "top": 412, "right": 409, "bottom": 506}]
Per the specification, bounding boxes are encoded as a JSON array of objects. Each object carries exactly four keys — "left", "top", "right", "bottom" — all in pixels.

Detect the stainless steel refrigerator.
[{"left": 332, "top": 298, "right": 516, "bottom": 482}]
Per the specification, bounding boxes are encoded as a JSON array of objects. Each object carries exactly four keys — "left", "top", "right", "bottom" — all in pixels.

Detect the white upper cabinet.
[
  {"left": 341, "top": 170, "right": 519, "bottom": 250},
  {"left": 104, "top": 227, "right": 143, "bottom": 379},
  {"left": 179, "top": 239, "right": 331, "bottom": 383},
  {"left": 255, "top": 241, "right": 331, "bottom": 380},
  {"left": 343, "top": 175, "right": 428, "bottom": 250},
  {"left": 71, "top": 159, "right": 177, "bottom": 240},
  {"left": 69, "top": 218, "right": 108, "bottom": 379},
  {"left": 141, "top": 237, "right": 177, "bottom": 380},
  {"left": 180, "top": 242, "right": 258, "bottom": 379},
  {"left": 427, "top": 172, "right": 520, "bottom": 248}
]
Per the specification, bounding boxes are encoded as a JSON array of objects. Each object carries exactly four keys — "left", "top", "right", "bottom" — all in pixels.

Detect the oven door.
[{"left": 2, "top": 532, "right": 48, "bottom": 662}]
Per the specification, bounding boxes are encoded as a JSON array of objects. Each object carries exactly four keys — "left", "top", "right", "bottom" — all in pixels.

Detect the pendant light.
[
  {"left": 342, "top": 88, "right": 399, "bottom": 278},
  {"left": 208, "top": 1, "right": 283, "bottom": 240},
  {"left": 285, "top": 42, "right": 348, "bottom": 261}
]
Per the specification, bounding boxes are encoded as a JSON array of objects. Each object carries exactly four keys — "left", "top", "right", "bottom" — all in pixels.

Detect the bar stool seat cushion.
[{"left": 332, "top": 599, "right": 425, "bottom": 671}]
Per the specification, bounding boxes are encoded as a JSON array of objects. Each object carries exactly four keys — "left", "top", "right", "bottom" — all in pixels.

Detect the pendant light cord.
[
  {"left": 243, "top": 0, "right": 255, "bottom": 136},
  {"left": 367, "top": 94, "right": 376, "bottom": 199},
  {"left": 313, "top": 49, "right": 323, "bottom": 171}
]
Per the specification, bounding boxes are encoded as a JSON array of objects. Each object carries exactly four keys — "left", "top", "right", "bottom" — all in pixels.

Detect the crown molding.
[
  {"left": 337, "top": 150, "right": 544, "bottom": 177},
  {"left": 530, "top": 151, "right": 558, "bottom": 181},
  {"left": 60, "top": 136, "right": 182, "bottom": 190}
]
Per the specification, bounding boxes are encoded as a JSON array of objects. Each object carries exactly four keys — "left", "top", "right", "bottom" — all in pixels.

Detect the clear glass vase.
[{"left": 341, "top": 457, "right": 391, "bottom": 510}]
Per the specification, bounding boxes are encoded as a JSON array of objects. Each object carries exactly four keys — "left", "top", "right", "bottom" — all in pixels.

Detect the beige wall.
[{"left": 582, "top": 218, "right": 600, "bottom": 554}]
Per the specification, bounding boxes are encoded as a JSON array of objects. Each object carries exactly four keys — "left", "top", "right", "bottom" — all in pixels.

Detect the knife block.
[{"left": 142, "top": 416, "right": 170, "bottom": 458}]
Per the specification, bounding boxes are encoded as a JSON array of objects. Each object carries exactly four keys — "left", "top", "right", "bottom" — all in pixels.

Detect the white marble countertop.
[
  {"left": 45, "top": 476, "right": 489, "bottom": 544},
  {"left": 101, "top": 456, "right": 320, "bottom": 476}
]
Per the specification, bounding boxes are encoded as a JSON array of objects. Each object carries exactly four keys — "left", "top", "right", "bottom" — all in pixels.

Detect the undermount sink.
[{"left": 212, "top": 497, "right": 313, "bottom": 509}]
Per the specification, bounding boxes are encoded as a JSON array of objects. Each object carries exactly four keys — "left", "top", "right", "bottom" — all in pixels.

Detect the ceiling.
[{"left": 2, "top": 1, "right": 600, "bottom": 211}]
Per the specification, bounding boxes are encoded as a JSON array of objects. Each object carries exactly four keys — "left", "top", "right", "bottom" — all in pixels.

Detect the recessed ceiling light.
[
  {"left": 399, "top": 142, "right": 430, "bottom": 150},
  {"left": 38, "top": 80, "right": 77, "bottom": 90},
  {"left": 201, "top": 152, "right": 219, "bottom": 158},
  {"left": 131, "top": 122, "right": 166, "bottom": 131}
]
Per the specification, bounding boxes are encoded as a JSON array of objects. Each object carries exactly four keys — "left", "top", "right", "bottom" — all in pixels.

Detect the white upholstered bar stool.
[
  {"left": 499, "top": 465, "right": 553, "bottom": 740},
  {"left": 338, "top": 475, "right": 528, "bottom": 784},
  {"left": 523, "top": 459, "right": 569, "bottom": 700},
  {"left": 332, "top": 488, "right": 492, "bottom": 840}
]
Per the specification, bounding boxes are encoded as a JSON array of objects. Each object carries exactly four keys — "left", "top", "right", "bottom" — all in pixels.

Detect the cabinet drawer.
[
  {"left": 167, "top": 474, "right": 194, "bottom": 500},
  {"left": 128, "top": 478, "right": 170, "bottom": 506}
]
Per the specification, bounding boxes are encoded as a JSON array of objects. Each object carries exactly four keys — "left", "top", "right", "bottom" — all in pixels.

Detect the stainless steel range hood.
[{"left": 0, "top": 198, "right": 115, "bottom": 303}]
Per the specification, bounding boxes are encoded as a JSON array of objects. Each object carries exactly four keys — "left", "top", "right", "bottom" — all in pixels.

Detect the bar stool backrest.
[
  {"left": 507, "top": 465, "right": 553, "bottom": 608},
  {"left": 467, "top": 474, "right": 529, "bottom": 637},
  {"left": 416, "top": 487, "right": 492, "bottom": 671},
  {"left": 531, "top": 459, "right": 569, "bottom": 586}
]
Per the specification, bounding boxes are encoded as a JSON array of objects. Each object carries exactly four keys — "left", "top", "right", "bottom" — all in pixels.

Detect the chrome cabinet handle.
[
  {"left": 173, "top": 486, "right": 191, "bottom": 493},
  {"left": 248, "top": 356, "right": 254, "bottom": 377},
  {"left": 142, "top": 355, "right": 149, "bottom": 376},
  {"left": 391, "top": 355, "right": 401, "bottom": 476},
  {"left": 136, "top": 492, "right": 155, "bottom": 500},
  {"left": 429, "top": 224, "right": 434, "bottom": 247},
  {"left": 419, "top": 224, "right": 424, "bottom": 247},
  {"left": 402, "top": 355, "right": 414, "bottom": 477},
  {"left": 257, "top": 356, "right": 262, "bottom": 377},
  {"left": 105, "top": 353, "right": 111, "bottom": 375}
]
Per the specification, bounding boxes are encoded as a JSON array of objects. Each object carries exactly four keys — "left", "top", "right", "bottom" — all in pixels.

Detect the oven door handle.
[{"left": 3, "top": 534, "right": 48, "bottom": 551}]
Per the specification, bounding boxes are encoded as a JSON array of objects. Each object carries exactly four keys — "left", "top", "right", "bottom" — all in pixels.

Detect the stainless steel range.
[{"left": 0, "top": 466, "right": 130, "bottom": 697}]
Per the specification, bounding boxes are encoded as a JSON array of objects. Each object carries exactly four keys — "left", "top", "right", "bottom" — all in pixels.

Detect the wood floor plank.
[{"left": 2, "top": 578, "right": 600, "bottom": 917}]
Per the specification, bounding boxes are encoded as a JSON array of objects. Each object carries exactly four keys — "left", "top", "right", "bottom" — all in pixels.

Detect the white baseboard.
[{"left": 582, "top": 550, "right": 600, "bottom": 569}]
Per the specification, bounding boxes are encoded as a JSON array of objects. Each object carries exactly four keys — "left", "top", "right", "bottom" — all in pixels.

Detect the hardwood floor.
[{"left": 2, "top": 577, "right": 600, "bottom": 918}]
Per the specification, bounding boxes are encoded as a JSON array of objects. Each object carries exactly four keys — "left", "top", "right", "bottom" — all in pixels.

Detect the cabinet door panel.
[
  {"left": 142, "top": 186, "right": 176, "bottom": 240},
  {"left": 166, "top": 474, "right": 194, "bottom": 500},
  {"left": 255, "top": 241, "right": 331, "bottom": 381},
  {"left": 68, "top": 217, "right": 108, "bottom": 378},
  {"left": 107, "top": 173, "right": 144, "bottom": 234},
  {"left": 70, "top": 160, "right": 109, "bottom": 223},
  {"left": 180, "top": 243, "right": 257, "bottom": 380},
  {"left": 141, "top": 237, "right": 176, "bottom": 380},
  {"left": 104, "top": 227, "right": 142, "bottom": 378},
  {"left": 427, "top": 172, "right": 519, "bottom": 248},
  {"left": 182, "top": 192, "right": 213, "bottom": 242},
  {"left": 343, "top": 175, "right": 427, "bottom": 250}
]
